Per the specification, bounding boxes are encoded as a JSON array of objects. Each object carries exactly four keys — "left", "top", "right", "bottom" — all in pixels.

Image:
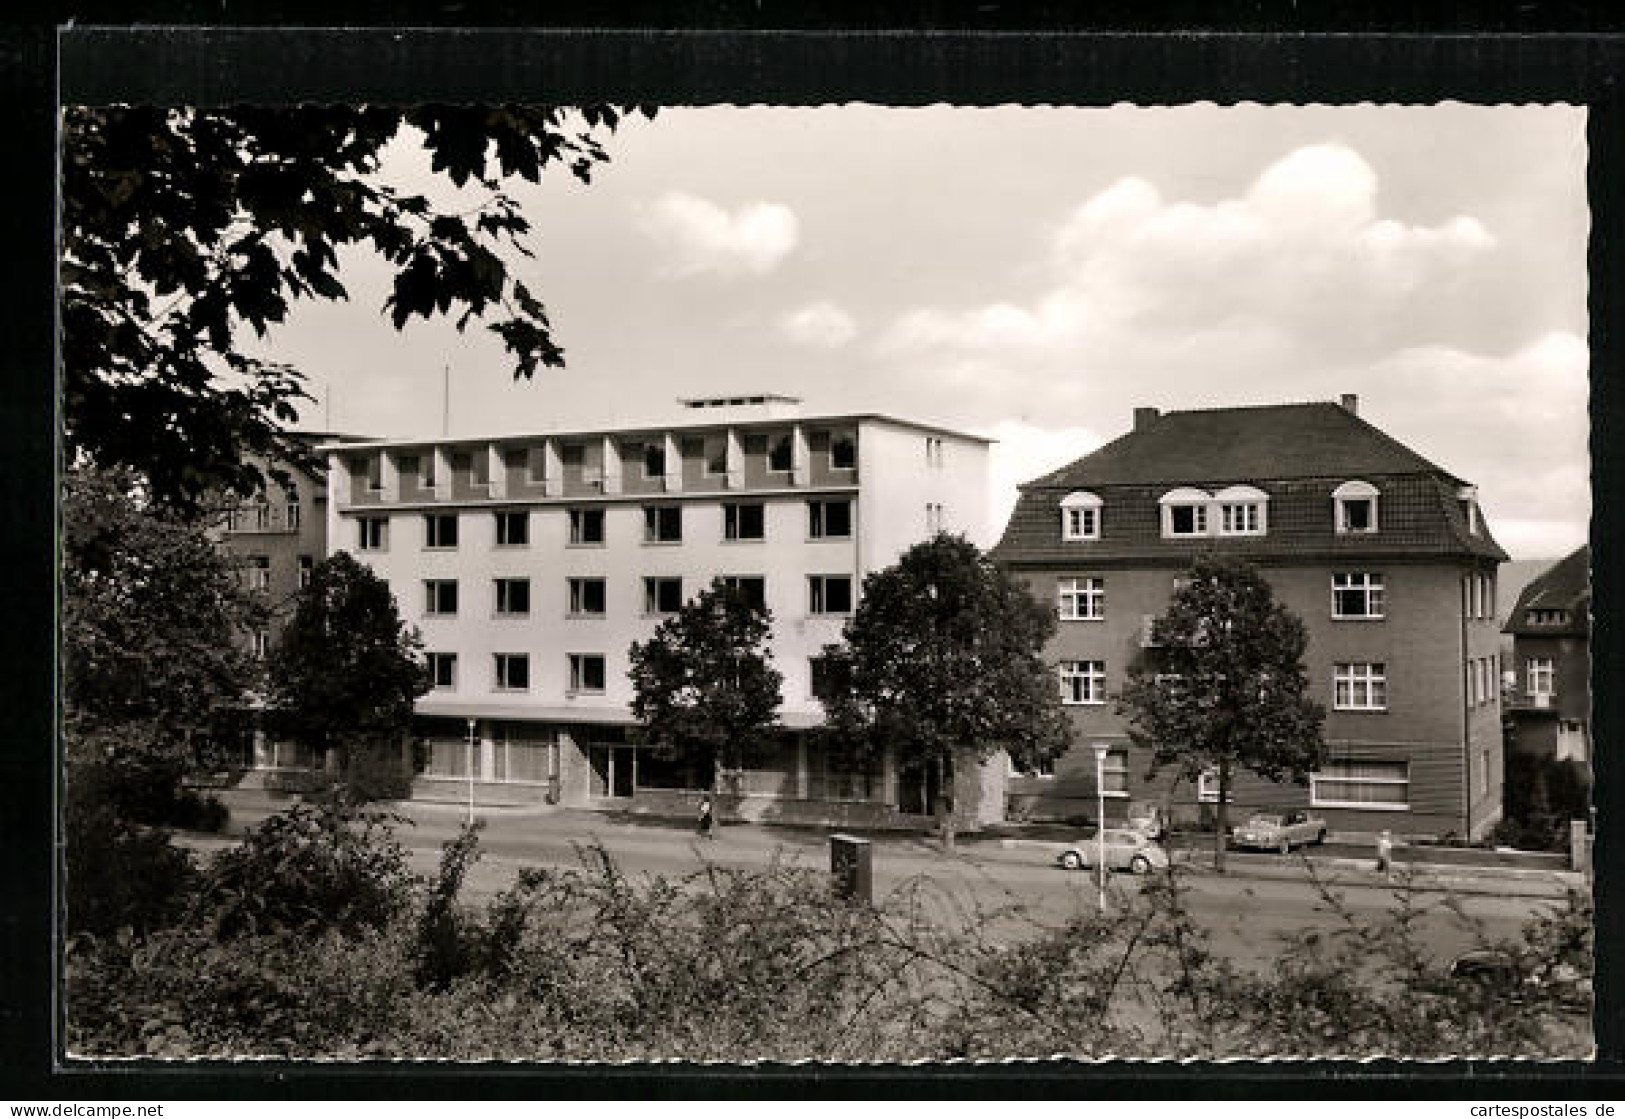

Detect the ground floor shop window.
[
  {"left": 492, "top": 723, "right": 559, "bottom": 784},
  {"left": 808, "top": 744, "right": 882, "bottom": 802},
  {"left": 636, "top": 747, "right": 711, "bottom": 791},
  {"left": 1310, "top": 759, "right": 1409, "bottom": 810}
]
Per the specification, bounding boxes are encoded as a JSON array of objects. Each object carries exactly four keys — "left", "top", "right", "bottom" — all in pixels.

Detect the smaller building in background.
[
  {"left": 1503, "top": 544, "right": 1591, "bottom": 765},
  {"left": 209, "top": 430, "right": 371, "bottom": 773}
]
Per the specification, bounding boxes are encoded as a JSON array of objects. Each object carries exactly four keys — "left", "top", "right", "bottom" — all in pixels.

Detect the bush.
[
  {"left": 192, "top": 799, "right": 414, "bottom": 940},
  {"left": 169, "top": 789, "right": 231, "bottom": 834}
]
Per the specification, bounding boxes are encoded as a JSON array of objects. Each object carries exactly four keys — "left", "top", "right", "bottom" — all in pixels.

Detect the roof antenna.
[{"left": 442, "top": 363, "right": 451, "bottom": 436}]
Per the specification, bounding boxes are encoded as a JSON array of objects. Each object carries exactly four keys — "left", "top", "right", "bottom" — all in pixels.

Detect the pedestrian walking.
[
  {"left": 1375, "top": 828, "right": 1394, "bottom": 877},
  {"left": 697, "top": 793, "right": 715, "bottom": 838}
]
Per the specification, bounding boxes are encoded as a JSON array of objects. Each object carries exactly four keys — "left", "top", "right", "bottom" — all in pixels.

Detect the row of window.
[
  {"left": 355, "top": 500, "right": 854, "bottom": 553},
  {"left": 224, "top": 499, "right": 302, "bottom": 533},
  {"left": 1058, "top": 660, "right": 1393, "bottom": 711},
  {"left": 419, "top": 574, "right": 854, "bottom": 619},
  {"left": 367, "top": 430, "right": 861, "bottom": 492},
  {"left": 1464, "top": 571, "right": 1497, "bottom": 620},
  {"left": 1058, "top": 480, "right": 1381, "bottom": 542},
  {"left": 1525, "top": 608, "right": 1571, "bottom": 627},
  {"left": 426, "top": 650, "right": 846, "bottom": 701},
  {"left": 240, "top": 554, "right": 316, "bottom": 592},
  {"left": 1055, "top": 572, "right": 1388, "bottom": 622},
  {"left": 1016, "top": 751, "right": 1411, "bottom": 811}
]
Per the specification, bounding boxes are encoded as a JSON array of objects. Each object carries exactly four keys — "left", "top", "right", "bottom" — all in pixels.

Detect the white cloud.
[
  {"left": 637, "top": 191, "right": 799, "bottom": 276},
  {"left": 885, "top": 142, "right": 1497, "bottom": 364},
  {"left": 780, "top": 301, "right": 857, "bottom": 347}
]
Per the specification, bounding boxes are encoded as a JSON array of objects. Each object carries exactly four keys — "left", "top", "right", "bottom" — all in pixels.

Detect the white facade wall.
[
  {"left": 856, "top": 419, "right": 991, "bottom": 579},
  {"left": 326, "top": 412, "right": 990, "bottom": 733}
]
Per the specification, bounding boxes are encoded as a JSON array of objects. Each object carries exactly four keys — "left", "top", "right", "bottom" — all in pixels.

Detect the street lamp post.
[
  {"left": 1094, "top": 744, "right": 1109, "bottom": 913},
  {"left": 465, "top": 718, "right": 477, "bottom": 826}
]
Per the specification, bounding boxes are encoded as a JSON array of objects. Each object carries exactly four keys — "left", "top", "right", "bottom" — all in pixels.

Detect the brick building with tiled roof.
[
  {"left": 1503, "top": 544, "right": 1591, "bottom": 765},
  {"left": 992, "top": 395, "right": 1507, "bottom": 840}
]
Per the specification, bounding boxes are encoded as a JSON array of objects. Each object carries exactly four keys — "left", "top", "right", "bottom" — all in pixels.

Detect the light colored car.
[
  {"left": 1056, "top": 828, "right": 1170, "bottom": 875},
  {"left": 1230, "top": 810, "right": 1327, "bottom": 853}
]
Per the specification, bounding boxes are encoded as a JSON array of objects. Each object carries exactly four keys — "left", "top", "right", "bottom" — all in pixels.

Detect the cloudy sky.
[{"left": 265, "top": 104, "right": 1589, "bottom": 560}]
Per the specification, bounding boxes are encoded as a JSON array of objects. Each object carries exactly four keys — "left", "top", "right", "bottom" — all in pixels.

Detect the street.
[{"left": 201, "top": 790, "right": 1559, "bottom": 969}]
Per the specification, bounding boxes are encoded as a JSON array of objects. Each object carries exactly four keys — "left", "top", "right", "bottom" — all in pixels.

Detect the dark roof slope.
[
  {"left": 994, "top": 400, "right": 1505, "bottom": 567},
  {"left": 1028, "top": 402, "right": 1456, "bottom": 489},
  {"left": 1504, "top": 544, "right": 1590, "bottom": 636}
]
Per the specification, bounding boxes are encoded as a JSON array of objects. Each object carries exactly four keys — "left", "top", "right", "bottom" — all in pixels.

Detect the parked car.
[
  {"left": 1125, "top": 801, "right": 1166, "bottom": 841},
  {"left": 1230, "top": 810, "right": 1327, "bottom": 853},
  {"left": 1057, "top": 828, "right": 1171, "bottom": 875}
]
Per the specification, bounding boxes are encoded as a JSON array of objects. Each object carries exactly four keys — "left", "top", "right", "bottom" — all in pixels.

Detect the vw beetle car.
[
  {"left": 1230, "top": 810, "right": 1327, "bottom": 853},
  {"left": 1056, "top": 827, "right": 1170, "bottom": 875}
]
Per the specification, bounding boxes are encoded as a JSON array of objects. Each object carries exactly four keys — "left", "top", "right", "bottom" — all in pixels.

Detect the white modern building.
[{"left": 320, "top": 395, "right": 997, "bottom": 826}]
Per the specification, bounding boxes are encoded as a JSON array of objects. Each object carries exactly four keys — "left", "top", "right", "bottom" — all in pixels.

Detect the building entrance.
[{"left": 588, "top": 743, "right": 635, "bottom": 799}]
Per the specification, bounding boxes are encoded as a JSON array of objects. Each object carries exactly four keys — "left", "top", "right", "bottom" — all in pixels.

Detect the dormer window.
[
  {"left": 1059, "top": 491, "right": 1102, "bottom": 541},
  {"left": 1457, "top": 485, "right": 1479, "bottom": 535},
  {"left": 1159, "top": 487, "right": 1211, "bottom": 538},
  {"left": 1333, "top": 480, "right": 1380, "bottom": 535},
  {"left": 1214, "top": 485, "right": 1268, "bottom": 537}
]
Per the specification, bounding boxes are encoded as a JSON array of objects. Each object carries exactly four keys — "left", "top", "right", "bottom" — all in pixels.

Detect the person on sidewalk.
[
  {"left": 1375, "top": 829, "right": 1394, "bottom": 877},
  {"left": 697, "top": 794, "right": 715, "bottom": 839}
]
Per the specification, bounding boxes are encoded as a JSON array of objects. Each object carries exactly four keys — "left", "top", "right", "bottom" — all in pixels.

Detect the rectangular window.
[
  {"left": 808, "top": 654, "right": 842, "bottom": 701},
  {"left": 1311, "top": 760, "right": 1410, "bottom": 809},
  {"left": 358, "top": 516, "right": 388, "bottom": 551},
  {"left": 297, "top": 555, "right": 313, "bottom": 589},
  {"left": 398, "top": 454, "right": 420, "bottom": 481},
  {"left": 808, "top": 575, "right": 854, "bottom": 615},
  {"left": 1059, "top": 660, "right": 1107, "bottom": 705},
  {"left": 494, "top": 653, "right": 529, "bottom": 691},
  {"left": 526, "top": 446, "right": 547, "bottom": 484},
  {"left": 428, "top": 652, "right": 457, "bottom": 690},
  {"left": 644, "top": 577, "right": 683, "bottom": 615},
  {"left": 720, "top": 575, "right": 766, "bottom": 609},
  {"left": 1527, "top": 657, "right": 1555, "bottom": 696},
  {"left": 1338, "top": 497, "right": 1375, "bottom": 534},
  {"left": 768, "top": 434, "right": 794, "bottom": 472},
  {"left": 924, "top": 436, "right": 944, "bottom": 468},
  {"left": 643, "top": 505, "right": 682, "bottom": 543},
  {"left": 366, "top": 454, "right": 383, "bottom": 491},
  {"left": 252, "top": 503, "right": 271, "bottom": 530},
  {"left": 470, "top": 452, "right": 491, "bottom": 487},
  {"left": 425, "top": 513, "right": 459, "bottom": 549},
  {"left": 704, "top": 435, "right": 729, "bottom": 476},
  {"left": 569, "top": 507, "right": 605, "bottom": 545},
  {"left": 643, "top": 441, "right": 667, "bottom": 479},
  {"left": 724, "top": 502, "right": 766, "bottom": 541},
  {"left": 570, "top": 577, "right": 607, "bottom": 617},
  {"left": 425, "top": 579, "right": 458, "bottom": 617},
  {"left": 569, "top": 653, "right": 606, "bottom": 694},
  {"left": 421, "top": 453, "right": 438, "bottom": 488},
  {"left": 1219, "top": 503, "right": 1261, "bottom": 535},
  {"left": 495, "top": 510, "right": 529, "bottom": 547},
  {"left": 286, "top": 499, "right": 301, "bottom": 531},
  {"left": 830, "top": 433, "right": 857, "bottom": 471},
  {"left": 1057, "top": 576, "right": 1105, "bottom": 621},
  {"left": 1063, "top": 506, "right": 1099, "bottom": 540},
  {"left": 250, "top": 630, "right": 269, "bottom": 659},
  {"left": 560, "top": 443, "right": 585, "bottom": 469},
  {"left": 495, "top": 578, "right": 531, "bottom": 617},
  {"left": 1333, "top": 663, "right": 1388, "bottom": 711},
  {"left": 246, "top": 555, "right": 271, "bottom": 592},
  {"left": 1331, "top": 573, "right": 1385, "bottom": 619},
  {"left": 1168, "top": 504, "right": 1207, "bottom": 536},
  {"left": 808, "top": 499, "right": 852, "bottom": 539}
]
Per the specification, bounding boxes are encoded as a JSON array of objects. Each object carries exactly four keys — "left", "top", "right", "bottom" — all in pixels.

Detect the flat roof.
[
  {"left": 314, "top": 412, "right": 994, "bottom": 453},
  {"left": 415, "top": 697, "right": 824, "bottom": 729}
]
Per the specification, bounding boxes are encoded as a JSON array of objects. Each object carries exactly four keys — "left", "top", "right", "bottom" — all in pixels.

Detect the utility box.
[{"left": 830, "top": 833, "right": 873, "bottom": 904}]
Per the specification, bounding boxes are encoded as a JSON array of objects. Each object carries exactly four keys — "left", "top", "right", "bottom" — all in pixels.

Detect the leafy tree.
[
  {"left": 1116, "top": 554, "right": 1326, "bottom": 872},
  {"left": 62, "top": 104, "right": 647, "bottom": 511},
  {"left": 628, "top": 579, "right": 784, "bottom": 837},
  {"left": 63, "top": 468, "right": 266, "bottom": 769},
  {"left": 62, "top": 468, "right": 264, "bottom": 935},
  {"left": 266, "top": 551, "right": 430, "bottom": 798},
  {"left": 821, "top": 533, "right": 1071, "bottom": 851}
]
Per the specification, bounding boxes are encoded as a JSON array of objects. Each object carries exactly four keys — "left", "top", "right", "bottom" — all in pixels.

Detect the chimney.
[
  {"left": 1133, "top": 406, "right": 1160, "bottom": 431},
  {"left": 1339, "top": 393, "right": 1359, "bottom": 415}
]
